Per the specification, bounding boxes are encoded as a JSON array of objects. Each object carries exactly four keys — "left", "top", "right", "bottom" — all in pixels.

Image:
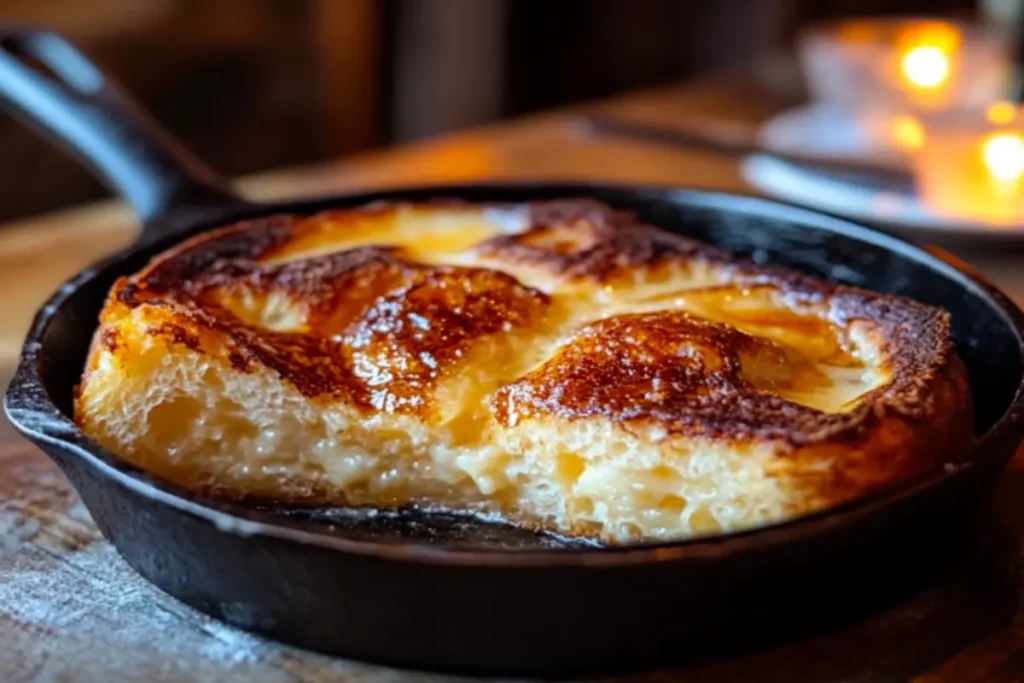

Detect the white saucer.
[
  {"left": 757, "top": 104, "right": 908, "bottom": 165},
  {"left": 744, "top": 106, "right": 1024, "bottom": 242}
]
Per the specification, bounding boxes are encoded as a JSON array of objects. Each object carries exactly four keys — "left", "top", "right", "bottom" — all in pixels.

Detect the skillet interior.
[{"left": 22, "top": 183, "right": 1024, "bottom": 550}]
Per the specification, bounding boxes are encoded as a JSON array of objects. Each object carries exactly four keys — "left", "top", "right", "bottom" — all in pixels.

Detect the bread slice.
[{"left": 75, "top": 199, "right": 973, "bottom": 543}]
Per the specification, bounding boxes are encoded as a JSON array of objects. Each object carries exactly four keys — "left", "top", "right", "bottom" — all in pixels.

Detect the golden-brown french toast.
[{"left": 75, "top": 199, "right": 973, "bottom": 543}]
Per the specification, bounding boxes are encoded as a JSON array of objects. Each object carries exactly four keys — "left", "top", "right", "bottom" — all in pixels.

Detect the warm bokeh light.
[
  {"left": 891, "top": 115, "right": 926, "bottom": 150},
  {"left": 914, "top": 126, "right": 1024, "bottom": 225},
  {"left": 982, "top": 133, "right": 1024, "bottom": 183},
  {"left": 901, "top": 45, "right": 951, "bottom": 89},
  {"left": 895, "top": 22, "right": 960, "bottom": 97},
  {"left": 987, "top": 101, "right": 1020, "bottom": 126},
  {"left": 898, "top": 21, "right": 962, "bottom": 53}
]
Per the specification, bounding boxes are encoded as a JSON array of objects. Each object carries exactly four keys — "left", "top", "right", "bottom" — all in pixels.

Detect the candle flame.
[
  {"left": 901, "top": 45, "right": 951, "bottom": 89},
  {"left": 982, "top": 133, "right": 1024, "bottom": 183},
  {"left": 896, "top": 22, "right": 960, "bottom": 94}
]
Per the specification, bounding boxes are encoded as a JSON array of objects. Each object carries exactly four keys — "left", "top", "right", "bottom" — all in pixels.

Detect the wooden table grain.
[{"left": 4, "top": 72, "right": 1024, "bottom": 682}]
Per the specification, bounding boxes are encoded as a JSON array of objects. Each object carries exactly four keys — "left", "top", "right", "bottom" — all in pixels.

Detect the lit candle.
[
  {"left": 798, "top": 18, "right": 1011, "bottom": 154},
  {"left": 912, "top": 105, "right": 1024, "bottom": 225},
  {"left": 892, "top": 21, "right": 961, "bottom": 110}
]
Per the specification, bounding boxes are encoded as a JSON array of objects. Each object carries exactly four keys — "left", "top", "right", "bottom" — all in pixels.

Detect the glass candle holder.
[
  {"left": 798, "top": 17, "right": 1011, "bottom": 153},
  {"left": 912, "top": 105, "right": 1024, "bottom": 225}
]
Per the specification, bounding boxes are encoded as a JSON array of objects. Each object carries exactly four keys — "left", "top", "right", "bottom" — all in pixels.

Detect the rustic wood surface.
[{"left": 4, "top": 71, "right": 1024, "bottom": 682}]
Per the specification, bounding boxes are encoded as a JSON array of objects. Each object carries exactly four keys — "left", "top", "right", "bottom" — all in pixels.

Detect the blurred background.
[{"left": 0, "top": 0, "right": 1008, "bottom": 222}]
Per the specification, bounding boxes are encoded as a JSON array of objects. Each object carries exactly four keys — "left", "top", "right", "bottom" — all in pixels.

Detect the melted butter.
[
  {"left": 743, "top": 343, "right": 882, "bottom": 413},
  {"left": 593, "top": 262, "right": 728, "bottom": 305},
  {"left": 266, "top": 207, "right": 527, "bottom": 265},
  {"left": 642, "top": 286, "right": 857, "bottom": 365},
  {"left": 786, "top": 363, "right": 883, "bottom": 413}
]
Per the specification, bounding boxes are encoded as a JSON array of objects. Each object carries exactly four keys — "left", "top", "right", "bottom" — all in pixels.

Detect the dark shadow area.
[{"left": 622, "top": 484, "right": 1022, "bottom": 682}]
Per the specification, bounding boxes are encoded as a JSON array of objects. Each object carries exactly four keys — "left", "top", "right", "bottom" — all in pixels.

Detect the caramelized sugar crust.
[{"left": 76, "top": 199, "right": 974, "bottom": 542}]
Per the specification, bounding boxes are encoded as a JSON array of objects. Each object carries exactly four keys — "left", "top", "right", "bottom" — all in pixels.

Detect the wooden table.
[{"left": 5, "top": 72, "right": 1024, "bottom": 682}]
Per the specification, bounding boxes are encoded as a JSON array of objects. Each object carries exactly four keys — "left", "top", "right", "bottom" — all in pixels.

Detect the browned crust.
[
  {"left": 115, "top": 250, "right": 548, "bottom": 414},
  {"left": 474, "top": 198, "right": 732, "bottom": 281},
  {"left": 494, "top": 285, "right": 956, "bottom": 442},
  {"left": 85, "top": 198, "right": 969, "bottom": 450}
]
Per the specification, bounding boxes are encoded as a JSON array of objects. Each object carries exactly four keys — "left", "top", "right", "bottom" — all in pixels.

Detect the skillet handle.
[{"left": 0, "top": 27, "right": 246, "bottom": 233}]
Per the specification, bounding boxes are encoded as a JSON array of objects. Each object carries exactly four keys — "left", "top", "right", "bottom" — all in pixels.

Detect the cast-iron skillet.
[{"left": 3, "top": 28, "right": 1024, "bottom": 678}]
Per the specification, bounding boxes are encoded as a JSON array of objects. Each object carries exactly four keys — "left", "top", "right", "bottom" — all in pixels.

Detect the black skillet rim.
[{"left": 7, "top": 182, "right": 1024, "bottom": 567}]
